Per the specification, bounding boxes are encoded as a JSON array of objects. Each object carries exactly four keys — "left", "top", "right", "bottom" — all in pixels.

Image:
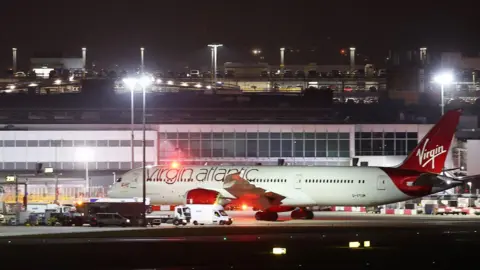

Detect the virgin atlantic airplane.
[{"left": 108, "top": 109, "right": 471, "bottom": 221}]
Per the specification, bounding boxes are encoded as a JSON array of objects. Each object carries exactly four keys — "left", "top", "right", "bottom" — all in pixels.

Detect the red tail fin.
[{"left": 399, "top": 109, "right": 462, "bottom": 174}]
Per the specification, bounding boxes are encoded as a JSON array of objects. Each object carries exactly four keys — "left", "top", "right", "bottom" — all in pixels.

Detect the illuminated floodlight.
[
  {"left": 167, "top": 80, "right": 174, "bottom": 85},
  {"left": 208, "top": 44, "right": 223, "bottom": 49},
  {"left": 54, "top": 79, "right": 62, "bottom": 85},
  {"left": 138, "top": 75, "right": 152, "bottom": 88},
  {"left": 123, "top": 77, "right": 137, "bottom": 90},
  {"left": 433, "top": 72, "right": 454, "bottom": 85}
]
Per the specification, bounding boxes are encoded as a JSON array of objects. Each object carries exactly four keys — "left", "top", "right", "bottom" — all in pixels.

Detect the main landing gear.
[
  {"left": 255, "top": 208, "right": 314, "bottom": 221},
  {"left": 255, "top": 211, "right": 279, "bottom": 221},
  {"left": 290, "top": 208, "right": 314, "bottom": 220}
]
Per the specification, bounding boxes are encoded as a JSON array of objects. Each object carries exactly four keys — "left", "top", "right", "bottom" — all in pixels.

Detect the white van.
[
  {"left": 189, "top": 70, "right": 200, "bottom": 78},
  {"left": 188, "top": 204, "right": 232, "bottom": 226}
]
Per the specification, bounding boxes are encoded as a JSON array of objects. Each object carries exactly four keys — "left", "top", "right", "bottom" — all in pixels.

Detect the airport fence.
[{"left": 0, "top": 185, "right": 106, "bottom": 204}]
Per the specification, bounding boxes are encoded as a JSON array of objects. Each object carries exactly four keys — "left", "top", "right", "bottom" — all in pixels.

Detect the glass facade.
[
  {"left": 0, "top": 139, "right": 155, "bottom": 148},
  {"left": 0, "top": 161, "right": 153, "bottom": 171},
  {"left": 159, "top": 131, "right": 350, "bottom": 159},
  {"left": 0, "top": 139, "right": 155, "bottom": 171},
  {"left": 354, "top": 132, "right": 418, "bottom": 156}
]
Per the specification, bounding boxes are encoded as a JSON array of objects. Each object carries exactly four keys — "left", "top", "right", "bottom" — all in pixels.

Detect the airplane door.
[
  {"left": 294, "top": 174, "right": 303, "bottom": 189},
  {"left": 377, "top": 176, "right": 388, "bottom": 190}
]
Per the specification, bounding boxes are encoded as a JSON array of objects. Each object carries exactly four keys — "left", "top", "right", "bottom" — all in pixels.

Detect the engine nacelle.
[{"left": 185, "top": 189, "right": 220, "bottom": 204}]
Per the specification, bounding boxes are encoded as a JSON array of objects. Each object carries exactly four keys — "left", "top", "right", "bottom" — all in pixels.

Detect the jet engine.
[{"left": 185, "top": 189, "right": 220, "bottom": 204}]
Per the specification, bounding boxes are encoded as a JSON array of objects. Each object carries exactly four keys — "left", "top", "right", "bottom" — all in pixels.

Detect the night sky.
[{"left": 0, "top": 1, "right": 478, "bottom": 71}]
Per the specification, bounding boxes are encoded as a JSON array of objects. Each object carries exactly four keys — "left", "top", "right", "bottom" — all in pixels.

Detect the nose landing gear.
[{"left": 254, "top": 211, "right": 279, "bottom": 221}]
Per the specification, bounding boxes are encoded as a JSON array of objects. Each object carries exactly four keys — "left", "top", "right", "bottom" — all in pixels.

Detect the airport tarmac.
[{"left": 1, "top": 211, "right": 480, "bottom": 237}]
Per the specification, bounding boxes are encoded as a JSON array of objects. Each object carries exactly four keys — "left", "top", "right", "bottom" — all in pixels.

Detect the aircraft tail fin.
[{"left": 399, "top": 109, "right": 462, "bottom": 174}]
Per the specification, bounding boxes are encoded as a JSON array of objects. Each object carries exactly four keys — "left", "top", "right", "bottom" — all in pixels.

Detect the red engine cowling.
[{"left": 186, "top": 189, "right": 219, "bottom": 204}]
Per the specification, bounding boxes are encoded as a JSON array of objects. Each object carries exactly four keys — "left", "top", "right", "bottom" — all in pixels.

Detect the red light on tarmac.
[{"left": 171, "top": 161, "right": 180, "bottom": 169}]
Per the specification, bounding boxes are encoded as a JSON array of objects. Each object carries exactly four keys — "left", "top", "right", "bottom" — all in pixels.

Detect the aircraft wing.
[
  {"left": 421, "top": 171, "right": 480, "bottom": 187},
  {"left": 197, "top": 173, "right": 290, "bottom": 210},
  {"left": 451, "top": 174, "right": 480, "bottom": 183}
]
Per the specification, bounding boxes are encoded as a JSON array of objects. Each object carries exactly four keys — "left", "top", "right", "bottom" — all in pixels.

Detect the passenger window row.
[
  {"left": 306, "top": 179, "right": 366, "bottom": 184},
  {"left": 149, "top": 178, "right": 365, "bottom": 184},
  {"left": 250, "top": 179, "right": 287, "bottom": 183}
]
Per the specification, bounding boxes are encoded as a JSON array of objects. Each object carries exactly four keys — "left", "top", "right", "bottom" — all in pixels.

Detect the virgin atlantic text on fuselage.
[{"left": 146, "top": 167, "right": 259, "bottom": 184}]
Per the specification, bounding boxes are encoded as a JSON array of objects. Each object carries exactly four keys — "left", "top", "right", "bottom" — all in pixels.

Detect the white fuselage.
[{"left": 108, "top": 165, "right": 412, "bottom": 207}]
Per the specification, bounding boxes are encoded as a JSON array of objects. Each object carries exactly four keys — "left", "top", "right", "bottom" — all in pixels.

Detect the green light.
[{"left": 223, "top": 237, "right": 227, "bottom": 240}]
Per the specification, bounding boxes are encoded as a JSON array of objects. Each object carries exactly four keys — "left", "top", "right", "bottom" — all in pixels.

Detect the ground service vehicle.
[
  {"left": 76, "top": 201, "right": 146, "bottom": 226},
  {"left": 90, "top": 213, "right": 131, "bottom": 227},
  {"left": 146, "top": 205, "right": 190, "bottom": 226},
  {"left": 188, "top": 204, "right": 232, "bottom": 225}
]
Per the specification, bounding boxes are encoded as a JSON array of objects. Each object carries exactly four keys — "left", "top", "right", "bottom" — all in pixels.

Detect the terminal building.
[{"left": 0, "top": 122, "right": 463, "bottom": 175}]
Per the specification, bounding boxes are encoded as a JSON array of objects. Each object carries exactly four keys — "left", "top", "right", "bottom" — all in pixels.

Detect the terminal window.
[
  {"left": 159, "top": 131, "right": 350, "bottom": 159},
  {"left": 0, "top": 139, "right": 155, "bottom": 148},
  {"left": 354, "top": 132, "right": 418, "bottom": 156}
]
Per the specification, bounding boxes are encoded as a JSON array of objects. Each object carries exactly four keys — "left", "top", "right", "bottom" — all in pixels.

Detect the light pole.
[
  {"left": 140, "top": 47, "right": 145, "bottom": 74},
  {"left": 433, "top": 71, "right": 454, "bottom": 115},
  {"left": 280, "top": 47, "right": 285, "bottom": 73},
  {"left": 208, "top": 44, "right": 222, "bottom": 84},
  {"left": 124, "top": 76, "right": 151, "bottom": 226},
  {"left": 75, "top": 148, "right": 94, "bottom": 197},
  {"left": 123, "top": 78, "right": 137, "bottom": 169},
  {"left": 139, "top": 75, "right": 151, "bottom": 227},
  {"left": 12, "top": 48, "right": 17, "bottom": 73},
  {"left": 82, "top": 47, "right": 87, "bottom": 75},
  {"left": 210, "top": 47, "right": 214, "bottom": 83}
]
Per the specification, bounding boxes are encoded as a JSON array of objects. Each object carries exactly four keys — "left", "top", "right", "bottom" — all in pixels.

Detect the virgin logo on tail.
[{"left": 416, "top": 138, "right": 447, "bottom": 170}]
